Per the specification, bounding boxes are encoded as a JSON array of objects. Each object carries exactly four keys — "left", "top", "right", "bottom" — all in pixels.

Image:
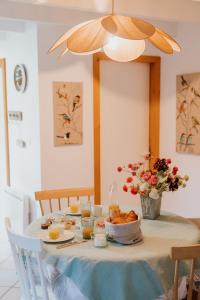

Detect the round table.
[{"left": 26, "top": 212, "right": 200, "bottom": 300}]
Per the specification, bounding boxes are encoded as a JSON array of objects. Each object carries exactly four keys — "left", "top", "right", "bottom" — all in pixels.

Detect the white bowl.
[{"left": 105, "top": 215, "right": 141, "bottom": 244}]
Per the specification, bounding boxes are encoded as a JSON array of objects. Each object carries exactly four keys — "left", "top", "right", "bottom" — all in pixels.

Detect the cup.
[
  {"left": 93, "top": 233, "right": 107, "bottom": 248},
  {"left": 80, "top": 200, "right": 91, "bottom": 217},
  {"left": 92, "top": 205, "right": 103, "bottom": 218},
  {"left": 69, "top": 198, "right": 80, "bottom": 214},
  {"left": 81, "top": 217, "right": 94, "bottom": 239},
  {"left": 49, "top": 224, "right": 64, "bottom": 235}
]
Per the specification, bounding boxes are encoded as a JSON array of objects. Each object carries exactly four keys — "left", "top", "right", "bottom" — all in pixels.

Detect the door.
[
  {"left": 100, "top": 61, "right": 149, "bottom": 207},
  {"left": 0, "top": 59, "right": 10, "bottom": 188}
]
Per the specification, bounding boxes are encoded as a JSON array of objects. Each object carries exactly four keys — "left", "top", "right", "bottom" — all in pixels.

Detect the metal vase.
[{"left": 140, "top": 194, "right": 162, "bottom": 220}]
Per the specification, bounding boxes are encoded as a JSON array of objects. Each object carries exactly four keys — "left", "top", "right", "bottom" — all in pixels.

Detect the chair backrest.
[
  {"left": 5, "top": 217, "right": 49, "bottom": 300},
  {"left": 171, "top": 244, "right": 200, "bottom": 300},
  {"left": 35, "top": 187, "right": 94, "bottom": 216}
]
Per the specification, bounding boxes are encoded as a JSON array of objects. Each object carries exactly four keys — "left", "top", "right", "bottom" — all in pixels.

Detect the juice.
[
  {"left": 81, "top": 209, "right": 91, "bottom": 218},
  {"left": 48, "top": 228, "right": 60, "bottom": 240},
  {"left": 82, "top": 227, "right": 93, "bottom": 239},
  {"left": 69, "top": 204, "right": 80, "bottom": 214}
]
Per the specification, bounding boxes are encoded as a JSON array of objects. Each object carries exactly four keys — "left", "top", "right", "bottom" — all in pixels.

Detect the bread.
[{"left": 109, "top": 210, "right": 138, "bottom": 224}]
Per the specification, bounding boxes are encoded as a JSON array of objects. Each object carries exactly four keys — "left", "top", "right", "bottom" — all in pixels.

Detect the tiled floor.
[{"left": 0, "top": 216, "right": 21, "bottom": 299}]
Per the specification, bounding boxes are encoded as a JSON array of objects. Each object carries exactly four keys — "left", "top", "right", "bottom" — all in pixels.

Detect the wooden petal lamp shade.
[
  {"left": 48, "top": 20, "right": 92, "bottom": 53},
  {"left": 49, "top": 14, "right": 180, "bottom": 62},
  {"left": 149, "top": 27, "right": 181, "bottom": 54},
  {"left": 101, "top": 15, "right": 155, "bottom": 40},
  {"left": 67, "top": 18, "right": 111, "bottom": 53}
]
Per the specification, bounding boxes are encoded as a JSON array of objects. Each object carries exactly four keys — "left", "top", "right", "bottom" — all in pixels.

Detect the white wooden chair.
[
  {"left": 5, "top": 217, "right": 50, "bottom": 300},
  {"left": 171, "top": 244, "right": 200, "bottom": 300},
  {"left": 35, "top": 187, "right": 94, "bottom": 216}
]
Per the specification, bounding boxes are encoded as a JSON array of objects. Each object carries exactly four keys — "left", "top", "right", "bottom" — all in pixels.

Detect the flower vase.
[{"left": 140, "top": 194, "right": 162, "bottom": 220}]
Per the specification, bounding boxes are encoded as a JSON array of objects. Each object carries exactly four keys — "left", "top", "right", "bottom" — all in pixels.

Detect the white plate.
[
  {"left": 55, "top": 210, "right": 81, "bottom": 216},
  {"left": 38, "top": 230, "right": 75, "bottom": 243}
]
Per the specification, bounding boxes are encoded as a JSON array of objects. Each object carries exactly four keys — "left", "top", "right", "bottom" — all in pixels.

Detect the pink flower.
[
  {"left": 142, "top": 171, "right": 151, "bottom": 181},
  {"left": 148, "top": 175, "right": 158, "bottom": 185}
]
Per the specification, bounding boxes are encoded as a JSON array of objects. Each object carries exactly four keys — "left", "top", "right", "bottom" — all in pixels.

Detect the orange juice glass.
[
  {"left": 81, "top": 217, "right": 94, "bottom": 239},
  {"left": 69, "top": 199, "right": 80, "bottom": 214}
]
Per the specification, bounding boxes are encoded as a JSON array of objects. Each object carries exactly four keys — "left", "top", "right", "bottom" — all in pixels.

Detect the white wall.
[
  {"left": 160, "top": 23, "right": 200, "bottom": 217},
  {"left": 0, "top": 23, "right": 41, "bottom": 195},
  {"left": 38, "top": 23, "right": 94, "bottom": 190}
]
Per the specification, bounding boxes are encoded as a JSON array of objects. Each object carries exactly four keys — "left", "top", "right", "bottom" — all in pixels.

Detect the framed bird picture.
[
  {"left": 53, "top": 82, "right": 83, "bottom": 146},
  {"left": 176, "top": 73, "right": 200, "bottom": 154}
]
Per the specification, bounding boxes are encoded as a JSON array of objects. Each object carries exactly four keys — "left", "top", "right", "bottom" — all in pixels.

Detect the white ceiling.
[{"left": 2, "top": 0, "right": 200, "bottom": 23}]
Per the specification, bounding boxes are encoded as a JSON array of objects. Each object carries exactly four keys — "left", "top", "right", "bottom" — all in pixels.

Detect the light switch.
[{"left": 8, "top": 111, "right": 23, "bottom": 121}]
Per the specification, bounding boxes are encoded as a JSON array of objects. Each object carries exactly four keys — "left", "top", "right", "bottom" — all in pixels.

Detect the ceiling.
[{"left": 2, "top": 0, "right": 200, "bottom": 24}]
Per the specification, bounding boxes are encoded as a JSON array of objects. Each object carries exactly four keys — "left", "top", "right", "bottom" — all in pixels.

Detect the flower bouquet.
[{"left": 117, "top": 156, "right": 189, "bottom": 219}]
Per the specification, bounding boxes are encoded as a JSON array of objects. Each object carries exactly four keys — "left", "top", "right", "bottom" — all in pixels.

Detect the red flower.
[
  {"left": 132, "top": 172, "right": 136, "bottom": 176},
  {"left": 128, "top": 163, "right": 133, "bottom": 169},
  {"left": 126, "top": 177, "right": 133, "bottom": 183},
  {"left": 166, "top": 159, "right": 171, "bottom": 164},
  {"left": 117, "top": 166, "right": 122, "bottom": 172},
  {"left": 123, "top": 185, "right": 128, "bottom": 192},
  {"left": 172, "top": 166, "right": 178, "bottom": 175},
  {"left": 131, "top": 187, "right": 138, "bottom": 195}
]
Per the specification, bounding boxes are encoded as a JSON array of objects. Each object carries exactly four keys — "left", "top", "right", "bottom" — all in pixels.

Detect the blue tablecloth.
[{"left": 26, "top": 212, "right": 200, "bottom": 300}]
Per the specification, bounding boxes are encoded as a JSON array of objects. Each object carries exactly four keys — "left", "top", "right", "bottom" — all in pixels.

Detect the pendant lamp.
[{"left": 49, "top": 0, "right": 181, "bottom": 62}]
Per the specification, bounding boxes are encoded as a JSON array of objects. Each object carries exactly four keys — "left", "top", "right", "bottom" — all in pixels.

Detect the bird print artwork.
[
  {"left": 53, "top": 82, "right": 83, "bottom": 146},
  {"left": 176, "top": 73, "right": 200, "bottom": 154}
]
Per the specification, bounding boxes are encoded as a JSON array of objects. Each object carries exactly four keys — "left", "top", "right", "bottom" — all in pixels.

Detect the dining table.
[{"left": 25, "top": 209, "right": 200, "bottom": 300}]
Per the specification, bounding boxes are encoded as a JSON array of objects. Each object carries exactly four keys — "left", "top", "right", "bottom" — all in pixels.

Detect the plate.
[
  {"left": 56, "top": 209, "right": 81, "bottom": 216},
  {"left": 38, "top": 230, "right": 75, "bottom": 243}
]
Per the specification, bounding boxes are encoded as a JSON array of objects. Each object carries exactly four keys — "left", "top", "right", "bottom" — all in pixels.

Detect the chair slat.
[
  {"left": 173, "top": 260, "right": 179, "bottom": 300},
  {"left": 58, "top": 198, "right": 61, "bottom": 211},
  {"left": 39, "top": 200, "right": 45, "bottom": 216},
  {"left": 26, "top": 253, "right": 37, "bottom": 300},
  {"left": 188, "top": 259, "right": 195, "bottom": 300},
  {"left": 35, "top": 187, "right": 94, "bottom": 216},
  {"left": 18, "top": 248, "right": 32, "bottom": 299},
  {"left": 49, "top": 199, "right": 52, "bottom": 213},
  {"left": 36, "top": 253, "right": 49, "bottom": 300}
]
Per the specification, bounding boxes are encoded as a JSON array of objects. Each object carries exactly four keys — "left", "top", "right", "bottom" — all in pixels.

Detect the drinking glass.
[
  {"left": 69, "top": 198, "right": 80, "bottom": 214},
  {"left": 80, "top": 199, "right": 91, "bottom": 217},
  {"left": 81, "top": 217, "right": 94, "bottom": 239}
]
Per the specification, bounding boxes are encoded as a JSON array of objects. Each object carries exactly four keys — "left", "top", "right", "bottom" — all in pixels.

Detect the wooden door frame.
[
  {"left": 93, "top": 53, "right": 160, "bottom": 204},
  {"left": 0, "top": 58, "right": 10, "bottom": 186}
]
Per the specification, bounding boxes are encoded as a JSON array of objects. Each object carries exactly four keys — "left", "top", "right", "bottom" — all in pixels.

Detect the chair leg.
[{"left": 173, "top": 260, "right": 180, "bottom": 300}]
